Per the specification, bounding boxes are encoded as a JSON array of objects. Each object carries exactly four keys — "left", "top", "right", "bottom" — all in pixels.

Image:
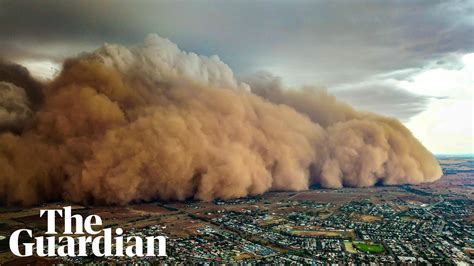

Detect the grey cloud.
[
  {"left": 374, "top": 68, "right": 422, "bottom": 82},
  {"left": 1, "top": 0, "right": 473, "bottom": 86},
  {"left": 374, "top": 52, "right": 467, "bottom": 82},
  {"left": 333, "top": 83, "right": 441, "bottom": 122},
  {"left": 0, "top": 43, "right": 65, "bottom": 62}
]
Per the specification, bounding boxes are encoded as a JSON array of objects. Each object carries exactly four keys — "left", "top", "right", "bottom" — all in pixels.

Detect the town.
[{"left": 0, "top": 156, "right": 472, "bottom": 264}]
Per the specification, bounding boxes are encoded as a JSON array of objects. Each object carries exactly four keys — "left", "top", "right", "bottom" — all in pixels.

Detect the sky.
[{"left": 0, "top": 0, "right": 472, "bottom": 154}]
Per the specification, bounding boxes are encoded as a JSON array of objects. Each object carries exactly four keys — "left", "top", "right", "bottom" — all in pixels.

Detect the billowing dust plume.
[
  {"left": 0, "top": 60, "right": 43, "bottom": 132},
  {"left": 0, "top": 34, "right": 442, "bottom": 206}
]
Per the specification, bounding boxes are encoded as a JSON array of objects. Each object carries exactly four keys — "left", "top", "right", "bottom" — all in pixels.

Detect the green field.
[{"left": 354, "top": 242, "right": 385, "bottom": 254}]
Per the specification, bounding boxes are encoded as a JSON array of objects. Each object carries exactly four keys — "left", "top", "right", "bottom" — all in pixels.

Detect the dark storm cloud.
[
  {"left": 0, "top": 0, "right": 472, "bottom": 122},
  {"left": 0, "top": 43, "right": 64, "bottom": 62},
  {"left": 333, "top": 83, "right": 443, "bottom": 122},
  {"left": 1, "top": 0, "right": 472, "bottom": 70}
]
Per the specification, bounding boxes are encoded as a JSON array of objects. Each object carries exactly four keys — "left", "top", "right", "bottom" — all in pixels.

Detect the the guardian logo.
[{"left": 9, "top": 207, "right": 167, "bottom": 257}]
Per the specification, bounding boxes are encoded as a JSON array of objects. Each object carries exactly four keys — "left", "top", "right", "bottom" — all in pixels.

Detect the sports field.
[{"left": 354, "top": 242, "right": 385, "bottom": 254}]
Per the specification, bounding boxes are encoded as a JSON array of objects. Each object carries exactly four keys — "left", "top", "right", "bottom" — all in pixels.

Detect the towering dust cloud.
[{"left": 0, "top": 34, "right": 442, "bottom": 206}]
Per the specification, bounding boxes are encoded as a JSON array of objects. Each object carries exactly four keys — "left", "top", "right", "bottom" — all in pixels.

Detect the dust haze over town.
[{"left": 0, "top": 0, "right": 472, "bottom": 264}]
